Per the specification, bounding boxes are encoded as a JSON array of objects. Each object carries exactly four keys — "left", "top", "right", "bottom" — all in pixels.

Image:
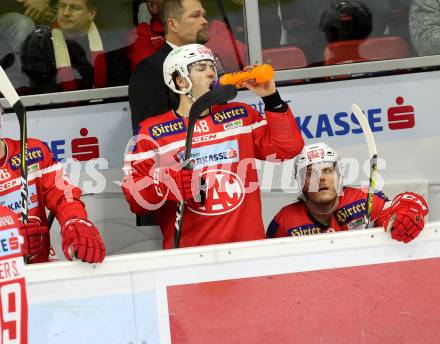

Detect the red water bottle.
[{"left": 219, "top": 64, "right": 274, "bottom": 88}]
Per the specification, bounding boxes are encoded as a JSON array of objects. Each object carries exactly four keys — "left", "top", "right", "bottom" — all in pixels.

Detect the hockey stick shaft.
[
  {"left": 351, "top": 103, "right": 378, "bottom": 225},
  {"left": 367, "top": 154, "right": 378, "bottom": 220},
  {"left": 0, "top": 66, "right": 29, "bottom": 223},
  {"left": 174, "top": 85, "right": 237, "bottom": 248}
]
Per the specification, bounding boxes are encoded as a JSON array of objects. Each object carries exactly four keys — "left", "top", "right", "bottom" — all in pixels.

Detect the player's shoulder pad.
[
  {"left": 342, "top": 186, "right": 389, "bottom": 202},
  {"left": 343, "top": 186, "right": 368, "bottom": 198},
  {"left": 28, "top": 137, "right": 53, "bottom": 157},
  {"left": 27, "top": 137, "right": 47, "bottom": 148},
  {"left": 279, "top": 199, "right": 306, "bottom": 215}
]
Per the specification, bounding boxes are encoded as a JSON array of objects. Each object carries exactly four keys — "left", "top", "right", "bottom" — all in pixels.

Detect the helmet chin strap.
[{"left": 185, "top": 91, "right": 196, "bottom": 102}]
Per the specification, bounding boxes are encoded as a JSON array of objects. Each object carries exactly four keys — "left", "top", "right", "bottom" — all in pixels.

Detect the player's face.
[
  {"left": 173, "top": 0, "right": 209, "bottom": 44},
  {"left": 57, "top": 0, "right": 96, "bottom": 34},
  {"left": 303, "top": 163, "right": 339, "bottom": 204},
  {"left": 188, "top": 60, "right": 217, "bottom": 97}
]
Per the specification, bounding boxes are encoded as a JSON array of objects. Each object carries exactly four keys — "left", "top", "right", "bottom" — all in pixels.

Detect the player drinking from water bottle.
[
  {"left": 122, "top": 43, "right": 304, "bottom": 249},
  {"left": 267, "top": 142, "right": 428, "bottom": 242}
]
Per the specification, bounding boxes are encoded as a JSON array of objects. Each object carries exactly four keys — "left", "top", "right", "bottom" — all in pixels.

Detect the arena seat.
[
  {"left": 324, "top": 36, "right": 409, "bottom": 65},
  {"left": 262, "top": 46, "right": 308, "bottom": 70}
]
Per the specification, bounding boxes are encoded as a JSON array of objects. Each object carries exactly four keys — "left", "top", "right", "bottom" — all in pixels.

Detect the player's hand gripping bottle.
[{"left": 219, "top": 64, "right": 274, "bottom": 88}]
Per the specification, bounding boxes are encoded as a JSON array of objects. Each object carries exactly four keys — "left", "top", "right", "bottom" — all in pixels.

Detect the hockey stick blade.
[
  {"left": 0, "top": 66, "right": 20, "bottom": 108},
  {"left": 351, "top": 104, "right": 377, "bottom": 159},
  {"left": 174, "top": 84, "right": 237, "bottom": 248},
  {"left": 0, "top": 66, "right": 29, "bottom": 223},
  {"left": 351, "top": 103, "right": 378, "bottom": 226}
]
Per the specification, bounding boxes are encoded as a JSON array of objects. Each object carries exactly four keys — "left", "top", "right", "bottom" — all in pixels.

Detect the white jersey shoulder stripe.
[
  {"left": 0, "top": 163, "right": 65, "bottom": 193},
  {"left": 28, "top": 163, "right": 63, "bottom": 181}
]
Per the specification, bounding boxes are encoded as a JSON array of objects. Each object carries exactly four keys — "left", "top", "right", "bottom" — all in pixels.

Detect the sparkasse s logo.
[
  {"left": 45, "top": 127, "right": 100, "bottom": 162},
  {"left": 294, "top": 96, "right": 415, "bottom": 139}
]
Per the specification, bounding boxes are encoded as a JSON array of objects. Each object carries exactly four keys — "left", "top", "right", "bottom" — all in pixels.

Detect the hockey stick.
[
  {"left": 174, "top": 84, "right": 238, "bottom": 248},
  {"left": 351, "top": 103, "right": 378, "bottom": 227},
  {"left": 0, "top": 66, "right": 29, "bottom": 223}
]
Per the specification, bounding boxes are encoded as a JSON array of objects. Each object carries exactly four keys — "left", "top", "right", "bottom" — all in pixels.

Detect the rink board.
[
  {"left": 167, "top": 258, "right": 440, "bottom": 343},
  {"left": 25, "top": 222, "right": 440, "bottom": 343}
]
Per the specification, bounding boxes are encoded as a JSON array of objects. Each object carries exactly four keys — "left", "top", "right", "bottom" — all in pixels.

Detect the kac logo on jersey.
[
  {"left": 188, "top": 169, "right": 245, "bottom": 216},
  {"left": 9, "top": 147, "right": 44, "bottom": 171},
  {"left": 180, "top": 140, "right": 240, "bottom": 169},
  {"left": 148, "top": 118, "right": 187, "bottom": 140},
  {"left": 211, "top": 106, "right": 248, "bottom": 125}
]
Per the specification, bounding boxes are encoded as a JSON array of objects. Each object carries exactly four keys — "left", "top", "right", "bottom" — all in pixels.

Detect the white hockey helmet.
[
  {"left": 295, "top": 142, "right": 343, "bottom": 197},
  {"left": 163, "top": 44, "right": 217, "bottom": 95}
]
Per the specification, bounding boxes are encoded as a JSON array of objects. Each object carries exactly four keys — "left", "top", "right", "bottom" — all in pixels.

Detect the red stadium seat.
[
  {"left": 324, "top": 36, "right": 409, "bottom": 65},
  {"left": 262, "top": 46, "right": 308, "bottom": 70}
]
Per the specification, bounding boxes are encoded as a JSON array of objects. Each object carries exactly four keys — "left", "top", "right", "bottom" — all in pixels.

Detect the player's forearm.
[
  {"left": 122, "top": 172, "right": 165, "bottom": 214},
  {"left": 41, "top": 164, "right": 88, "bottom": 224},
  {"left": 262, "top": 92, "right": 304, "bottom": 158},
  {"left": 43, "top": 183, "right": 87, "bottom": 225},
  {"left": 53, "top": 199, "right": 88, "bottom": 226}
]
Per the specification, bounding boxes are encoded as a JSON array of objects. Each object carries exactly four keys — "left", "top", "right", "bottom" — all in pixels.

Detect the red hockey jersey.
[
  {"left": 126, "top": 15, "right": 165, "bottom": 71},
  {"left": 123, "top": 101, "right": 304, "bottom": 249},
  {"left": 267, "top": 187, "right": 390, "bottom": 238},
  {"left": 0, "top": 138, "right": 87, "bottom": 262}
]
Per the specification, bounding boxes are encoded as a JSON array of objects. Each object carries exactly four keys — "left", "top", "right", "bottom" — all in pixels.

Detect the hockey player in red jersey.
[
  {"left": 122, "top": 43, "right": 304, "bottom": 249},
  {"left": 267, "top": 142, "right": 428, "bottom": 243},
  {"left": 0, "top": 133, "right": 106, "bottom": 264}
]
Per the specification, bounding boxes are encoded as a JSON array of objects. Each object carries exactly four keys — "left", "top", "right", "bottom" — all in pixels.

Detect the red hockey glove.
[
  {"left": 153, "top": 160, "right": 202, "bottom": 203},
  {"left": 61, "top": 219, "right": 106, "bottom": 263},
  {"left": 383, "top": 192, "right": 429, "bottom": 243},
  {"left": 19, "top": 217, "right": 48, "bottom": 257}
]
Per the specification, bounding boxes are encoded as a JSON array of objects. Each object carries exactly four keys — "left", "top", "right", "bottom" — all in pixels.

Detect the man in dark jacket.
[
  {"left": 128, "top": 0, "right": 208, "bottom": 226},
  {"left": 128, "top": 0, "right": 209, "bottom": 132}
]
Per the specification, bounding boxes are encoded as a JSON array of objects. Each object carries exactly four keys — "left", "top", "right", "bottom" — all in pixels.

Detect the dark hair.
[
  {"left": 319, "top": 1, "right": 372, "bottom": 43},
  {"left": 56, "top": 0, "right": 98, "bottom": 10},
  {"left": 171, "top": 70, "right": 182, "bottom": 91},
  {"left": 160, "top": 0, "right": 185, "bottom": 34}
]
